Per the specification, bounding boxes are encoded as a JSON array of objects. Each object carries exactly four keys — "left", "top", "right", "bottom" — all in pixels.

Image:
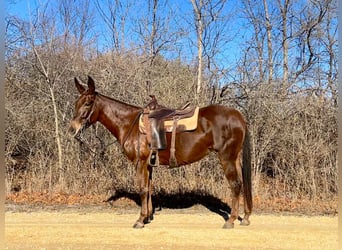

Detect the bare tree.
[
  {"left": 6, "top": 0, "right": 95, "bottom": 190},
  {"left": 277, "top": 0, "right": 290, "bottom": 85},
  {"left": 323, "top": 0, "right": 337, "bottom": 104},
  {"left": 190, "top": 0, "right": 204, "bottom": 96},
  {"left": 95, "top": 0, "right": 131, "bottom": 52},
  {"left": 189, "top": 0, "right": 230, "bottom": 101},
  {"left": 241, "top": 0, "right": 266, "bottom": 83},
  {"left": 262, "top": 0, "right": 274, "bottom": 85},
  {"left": 58, "top": 0, "right": 94, "bottom": 49},
  {"left": 293, "top": 0, "right": 330, "bottom": 81},
  {"left": 27, "top": 5, "right": 65, "bottom": 187},
  {"left": 133, "top": 0, "right": 181, "bottom": 94}
]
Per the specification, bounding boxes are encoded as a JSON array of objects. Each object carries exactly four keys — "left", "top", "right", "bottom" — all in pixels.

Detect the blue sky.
[
  {"left": 5, "top": 0, "right": 339, "bottom": 96},
  {"left": 7, "top": 0, "right": 33, "bottom": 17},
  {"left": 8, "top": 0, "right": 335, "bottom": 89},
  {"left": 6, "top": 0, "right": 245, "bottom": 68}
]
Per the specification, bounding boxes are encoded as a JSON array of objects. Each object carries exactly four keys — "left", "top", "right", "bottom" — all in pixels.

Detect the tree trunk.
[
  {"left": 263, "top": 0, "right": 273, "bottom": 85},
  {"left": 279, "top": 0, "right": 289, "bottom": 86},
  {"left": 49, "top": 86, "right": 64, "bottom": 188},
  {"left": 191, "top": 0, "right": 204, "bottom": 97}
]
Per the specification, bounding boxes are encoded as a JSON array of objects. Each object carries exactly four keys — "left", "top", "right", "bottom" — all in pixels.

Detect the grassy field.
[{"left": 5, "top": 204, "right": 338, "bottom": 250}]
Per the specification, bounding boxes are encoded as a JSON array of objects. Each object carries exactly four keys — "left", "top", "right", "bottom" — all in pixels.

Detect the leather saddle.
[
  {"left": 148, "top": 102, "right": 194, "bottom": 120},
  {"left": 140, "top": 95, "right": 199, "bottom": 167},
  {"left": 139, "top": 96, "right": 199, "bottom": 134}
]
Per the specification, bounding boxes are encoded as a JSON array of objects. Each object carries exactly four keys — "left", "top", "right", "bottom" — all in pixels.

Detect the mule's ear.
[
  {"left": 74, "top": 77, "right": 86, "bottom": 94},
  {"left": 87, "top": 76, "right": 95, "bottom": 94}
]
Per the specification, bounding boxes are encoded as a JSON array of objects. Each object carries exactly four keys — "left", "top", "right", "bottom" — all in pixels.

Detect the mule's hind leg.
[
  {"left": 220, "top": 155, "right": 242, "bottom": 229},
  {"left": 234, "top": 153, "right": 251, "bottom": 226},
  {"left": 240, "top": 199, "right": 251, "bottom": 226},
  {"left": 238, "top": 155, "right": 251, "bottom": 226}
]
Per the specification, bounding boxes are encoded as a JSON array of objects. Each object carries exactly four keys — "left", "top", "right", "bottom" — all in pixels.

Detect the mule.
[{"left": 68, "top": 76, "right": 252, "bottom": 229}]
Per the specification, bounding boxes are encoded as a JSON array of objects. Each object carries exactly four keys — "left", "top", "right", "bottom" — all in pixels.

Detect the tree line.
[{"left": 5, "top": 0, "right": 337, "bottom": 206}]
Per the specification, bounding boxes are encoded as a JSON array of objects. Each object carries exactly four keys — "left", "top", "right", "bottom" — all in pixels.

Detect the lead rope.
[
  {"left": 122, "top": 110, "right": 144, "bottom": 147},
  {"left": 135, "top": 129, "right": 141, "bottom": 171},
  {"left": 76, "top": 110, "right": 143, "bottom": 156},
  {"left": 104, "top": 110, "right": 143, "bottom": 172}
]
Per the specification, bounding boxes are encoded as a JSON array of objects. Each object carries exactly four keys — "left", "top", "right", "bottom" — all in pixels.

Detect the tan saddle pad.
[{"left": 139, "top": 107, "right": 199, "bottom": 133}]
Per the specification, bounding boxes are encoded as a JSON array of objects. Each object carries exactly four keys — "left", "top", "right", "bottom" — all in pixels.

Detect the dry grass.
[{"left": 5, "top": 205, "right": 338, "bottom": 250}]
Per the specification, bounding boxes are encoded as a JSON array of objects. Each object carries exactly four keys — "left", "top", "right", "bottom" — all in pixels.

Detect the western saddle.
[{"left": 143, "top": 95, "right": 196, "bottom": 167}]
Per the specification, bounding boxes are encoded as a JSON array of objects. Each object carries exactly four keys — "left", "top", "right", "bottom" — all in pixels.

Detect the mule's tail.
[{"left": 242, "top": 129, "right": 253, "bottom": 212}]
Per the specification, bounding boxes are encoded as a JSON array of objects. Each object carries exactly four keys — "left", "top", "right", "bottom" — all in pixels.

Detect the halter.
[
  {"left": 75, "top": 97, "right": 143, "bottom": 157},
  {"left": 74, "top": 96, "right": 97, "bottom": 153},
  {"left": 83, "top": 97, "right": 97, "bottom": 129}
]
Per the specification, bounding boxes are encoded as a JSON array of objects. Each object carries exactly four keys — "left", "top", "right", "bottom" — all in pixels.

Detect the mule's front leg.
[
  {"left": 133, "top": 188, "right": 148, "bottom": 229},
  {"left": 133, "top": 163, "right": 149, "bottom": 229},
  {"left": 145, "top": 165, "right": 154, "bottom": 224}
]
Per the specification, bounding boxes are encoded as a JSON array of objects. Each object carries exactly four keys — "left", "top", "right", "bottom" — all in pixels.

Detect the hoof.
[
  {"left": 143, "top": 217, "right": 151, "bottom": 224},
  {"left": 143, "top": 214, "right": 154, "bottom": 224},
  {"left": 133, "top": 221, "right": 144, "bottom": 229},
  {"left": 223, "top": 222, "right": 234, "bottom": 229},
  {"left": 240, "top": 219, "right": 250, "bottom": 226}
]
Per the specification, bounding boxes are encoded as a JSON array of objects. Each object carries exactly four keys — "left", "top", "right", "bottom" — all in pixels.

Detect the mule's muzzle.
[
  {"left": 68, "top": 120, "right": 83, "bottom": 138},
  {"left": 68, "top": 126, "right": 77, "bottom": 137}
]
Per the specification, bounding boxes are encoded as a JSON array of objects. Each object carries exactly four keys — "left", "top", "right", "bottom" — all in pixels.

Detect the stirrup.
[{"left": 149, "top": 150, "right": 159, "bottom": 166}]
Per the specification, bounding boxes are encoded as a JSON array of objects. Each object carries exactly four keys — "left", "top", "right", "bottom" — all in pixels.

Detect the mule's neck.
[{"left": 95, "top": 94, "right": 141, "bottom": 145}]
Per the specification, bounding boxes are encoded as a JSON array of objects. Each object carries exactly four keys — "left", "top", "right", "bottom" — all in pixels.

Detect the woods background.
[{"left": 5, "top": 0, "right": 337, "bottom": 211}]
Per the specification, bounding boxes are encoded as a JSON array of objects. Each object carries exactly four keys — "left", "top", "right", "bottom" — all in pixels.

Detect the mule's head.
[{"left": 68, "top": 76, "right": 99, "bottom": 138}]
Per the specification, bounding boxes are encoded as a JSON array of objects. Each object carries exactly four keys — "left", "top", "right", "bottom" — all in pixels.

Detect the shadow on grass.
[{"left": 106, "top": 189, "right": 243, "bottom": 222}]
